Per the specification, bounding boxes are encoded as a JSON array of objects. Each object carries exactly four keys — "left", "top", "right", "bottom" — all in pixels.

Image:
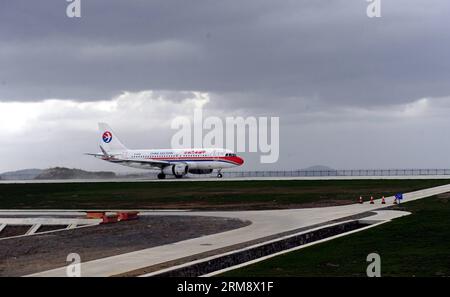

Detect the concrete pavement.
[
  {"left": 2, "top": 175, "right": 450, "bottom": 184},
  {"left": 26, "top": 183, "right": 450, "bottom": 277}
]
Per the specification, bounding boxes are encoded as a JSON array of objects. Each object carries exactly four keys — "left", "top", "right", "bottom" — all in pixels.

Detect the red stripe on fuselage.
[{"left": 146, "top": 156, "right": 244, "bottom": 165}]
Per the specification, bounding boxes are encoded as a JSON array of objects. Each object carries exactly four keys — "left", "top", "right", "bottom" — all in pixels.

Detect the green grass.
[
  {"left": 0, "top": 179, "right": 449, "bottom": 210},
  {"left": 220, "top": 195, "right": 450, "bottom": 277}
]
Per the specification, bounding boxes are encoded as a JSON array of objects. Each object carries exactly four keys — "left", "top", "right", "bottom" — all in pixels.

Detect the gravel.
[{"left": 0, "top": 215, "right": 249, "bottom": 276}]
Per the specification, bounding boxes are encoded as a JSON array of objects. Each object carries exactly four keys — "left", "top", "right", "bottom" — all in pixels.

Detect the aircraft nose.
[{"left": 237, "top": 156, "right": 244, "bottom": 165}]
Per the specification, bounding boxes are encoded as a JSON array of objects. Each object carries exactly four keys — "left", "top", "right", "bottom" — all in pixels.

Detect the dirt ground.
[{"left": 0, "top": 215, "right": 249, "bottom": 277}]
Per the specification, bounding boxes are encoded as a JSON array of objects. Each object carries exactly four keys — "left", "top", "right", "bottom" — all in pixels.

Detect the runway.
[
  {"left": 25, "top": 182, "right": 450, "bottom": 277},
  {"left": 2, "top": 175, "right": 450, "bottom": 184}
]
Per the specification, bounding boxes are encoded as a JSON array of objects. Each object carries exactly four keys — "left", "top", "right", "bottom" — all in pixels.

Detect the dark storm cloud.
[{"left": 1, "top": 0, "right": 450, "bottom": 106}]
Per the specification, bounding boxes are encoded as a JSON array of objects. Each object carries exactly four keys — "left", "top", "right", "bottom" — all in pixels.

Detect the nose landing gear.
[{"left": 217, "top": 170, "right": 223, "bottom": 178}]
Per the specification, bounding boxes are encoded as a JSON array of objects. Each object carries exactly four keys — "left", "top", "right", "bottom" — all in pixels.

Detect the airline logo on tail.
[{"left": 102, "top": 131, "right": 113, "bottom": 143}]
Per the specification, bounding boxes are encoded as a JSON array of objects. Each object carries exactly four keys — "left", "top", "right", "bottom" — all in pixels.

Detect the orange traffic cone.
[
  {"left": 370, "top": 196, "right": 374, "bottom": 204},
  {"left": 359, "top": 196, "right": 363, "bottom": 204},
  {"left": 381, "top": 196, "right": 386, "bottom": 204}
]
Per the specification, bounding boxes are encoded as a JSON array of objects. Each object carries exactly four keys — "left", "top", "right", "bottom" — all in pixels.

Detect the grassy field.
[
  {"left": 0, "top": 179, "right": 449, "bottom": 210},
  {"left": 220, "top": 194, "right": 450, "bottom": 277}
]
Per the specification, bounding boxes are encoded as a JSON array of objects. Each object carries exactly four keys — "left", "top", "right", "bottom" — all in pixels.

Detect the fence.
[
  {"left": 215, "top": 169, "right": 450, "bottom": 178},
  {"left": 4, "top": 168, "right": 450, "bottom": 181}
]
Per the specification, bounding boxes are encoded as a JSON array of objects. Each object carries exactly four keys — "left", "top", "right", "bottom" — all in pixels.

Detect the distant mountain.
[
  {"left": 0, "top": 169, "right": 43, "bottom": 180},
  {"left": 34, "top": 167, "right": 116, "bottom": 180},
  {"left": 302, "top": 165, "right": 335, "bottom": 171}
]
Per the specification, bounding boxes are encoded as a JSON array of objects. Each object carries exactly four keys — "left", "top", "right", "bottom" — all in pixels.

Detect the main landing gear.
[
  {"left": 157, "top": 173, "right": 183, "bottom": 179},
  {"left": 217, "top": 170, "right": 223, "bottom": 178}
]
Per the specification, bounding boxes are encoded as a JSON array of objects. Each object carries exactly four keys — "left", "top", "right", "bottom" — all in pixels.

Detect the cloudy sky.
[{"left": 1, "top": 0, "right": 450, "bottom": 173}]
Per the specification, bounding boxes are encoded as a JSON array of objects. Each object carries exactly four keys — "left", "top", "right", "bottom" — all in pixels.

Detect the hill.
[
  {"left": 34, "top": 167, "right": 116, "bottom": 180},
  {"left": 0, "top": 169, "right": 43, "bottom": 180},
  {"left": 302, "top": 165, "right": 335, "bottom": 171}
]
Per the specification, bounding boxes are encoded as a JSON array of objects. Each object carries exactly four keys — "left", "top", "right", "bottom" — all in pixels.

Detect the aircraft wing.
[
  {"left": 111, "top": 158, "right": 171, "bottom": 169},
  {"left": 84, "top": 153, "right": 171, "bottom": 169},
  {"left": 84, "top": 153, "right": 103, "bottom": 157},
  {"left": 85, "top": 144, "right": 173, "bottom": 169}
]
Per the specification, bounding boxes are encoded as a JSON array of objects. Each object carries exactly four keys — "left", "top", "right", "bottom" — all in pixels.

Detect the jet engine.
[
  {"left": 162, "top": 164, "right": 188, "bottom": 177},
  {"left": 188, "top": 169, "right": 213, "bottom": 175}
]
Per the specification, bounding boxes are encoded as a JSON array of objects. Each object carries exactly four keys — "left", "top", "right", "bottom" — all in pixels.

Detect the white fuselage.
[
  {"left": 103, "top": 148, "right": 244, "bottom": 171},
  {"left": 90, "top": 123, "right": 244, "bottom": 178}
]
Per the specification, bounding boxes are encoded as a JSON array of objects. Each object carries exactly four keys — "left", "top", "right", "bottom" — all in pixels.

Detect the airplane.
[{"left": 86, "top": 123, "right": 244, "bottom": 179}]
